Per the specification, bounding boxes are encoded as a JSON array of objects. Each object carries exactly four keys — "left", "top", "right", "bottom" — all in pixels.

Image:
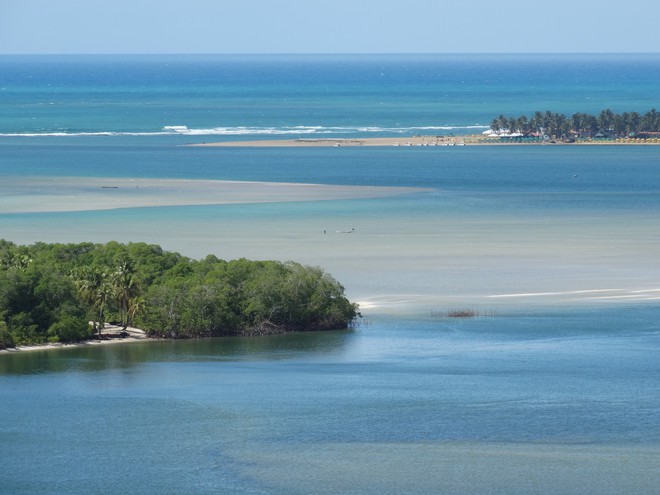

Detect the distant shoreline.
[{"left": 190, "top": 135, "right": 660, "bottom": 148}]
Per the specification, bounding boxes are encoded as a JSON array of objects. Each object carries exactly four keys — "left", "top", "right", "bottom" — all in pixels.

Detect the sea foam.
[{"left": 0, "top": 124, "right": 490, "bottom": 138}]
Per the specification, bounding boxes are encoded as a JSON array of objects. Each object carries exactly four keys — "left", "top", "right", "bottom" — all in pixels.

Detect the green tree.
[
  {"left": 598, "top": 109, "right": 615, "bottom": 133},
  {"left": 112, "top": 260, "right": 140, "bottom": 329},
  {"left": 530, "top": 111, "right": 544, "bottom": 134},
  {"left": 641, "top": 108, "right": 659, "bottom": 132},
  {"left": 0, "top": 320, "right": 14, "bottom": 350},
  {"left": 515, "top": 115, "right": 529, "bottom": 134},
  {"left": 490, "top": 114, "right": 508, "bottom": 133},
  {"left": 1, "top": 252, "right": 32, "bottom": 271},
  {"left": 72, "top": 266, "right": 111, "bottom": 333},
  {"left": 47, "top": 313, "right": 92, "bottom": 343},
  {"left": 624, "top": 112, "right": 641, "bottom": 135},
  {"left": 1, "top": 240, "right": 359, "bottom": 341},
  {"left": 8, "top": 312, "right": 39, "bottom": 345}
]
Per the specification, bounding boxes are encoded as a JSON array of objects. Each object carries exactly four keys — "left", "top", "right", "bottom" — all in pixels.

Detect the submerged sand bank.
[{"left": 0, "top": 176, "right": 428, "bottom": 214}]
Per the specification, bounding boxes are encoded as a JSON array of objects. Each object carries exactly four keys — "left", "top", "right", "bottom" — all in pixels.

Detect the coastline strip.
[
  {"left": 0, "top": 325, "right": 153, "bottom": 354},
  {"left": 190, "top": 136, "right": 660, "bottom": 148},
  {"left": 192, "top": 136, "right": 466, "bottom": 147}
]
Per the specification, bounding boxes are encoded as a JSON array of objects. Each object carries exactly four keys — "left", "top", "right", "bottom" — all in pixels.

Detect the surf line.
[{"left": 487, "top": 289, "right": 624, "bottom": 299}]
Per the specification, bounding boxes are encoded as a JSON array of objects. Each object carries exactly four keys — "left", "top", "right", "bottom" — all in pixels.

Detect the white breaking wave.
[
  {"left": 163, "top": 124, "right": 489, "bottom": 136},
  {"left": 163, "top": 125, "right": 331, "bottom": 136},
  {"left": 0, "top": 124, "right": 490, "bottom": 137}
]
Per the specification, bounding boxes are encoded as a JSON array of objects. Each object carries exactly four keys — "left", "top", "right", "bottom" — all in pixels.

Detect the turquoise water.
[
  {"left": 2, "top": 53, "right": 660, "bottom": 139},
  {"left": 1, "top": 55, "right": 660, "bottom": 494}
]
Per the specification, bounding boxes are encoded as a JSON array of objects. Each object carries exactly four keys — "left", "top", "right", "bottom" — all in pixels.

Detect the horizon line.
[{"left": 1, "top": 51, "right": 660, "bottom": 57}]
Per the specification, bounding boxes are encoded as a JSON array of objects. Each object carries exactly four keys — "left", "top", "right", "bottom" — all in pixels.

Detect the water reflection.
[{"left": 0, "top": 329, "right": 355, "bottom": 376}]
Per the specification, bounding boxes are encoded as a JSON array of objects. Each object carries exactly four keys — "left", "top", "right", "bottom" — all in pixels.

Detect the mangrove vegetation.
[{"left": 0, "top": 240, "right": 359, "bottom": 349}]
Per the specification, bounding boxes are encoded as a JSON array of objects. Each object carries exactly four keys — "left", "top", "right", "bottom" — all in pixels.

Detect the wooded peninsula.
[{"left": 0, "top": 241, "right": 359, "bottom": 350}]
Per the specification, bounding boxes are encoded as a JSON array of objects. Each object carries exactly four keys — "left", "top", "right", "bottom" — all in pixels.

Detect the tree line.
[
  {"left": 490, "top": 108, "right": 660, "bottom": 139},
  {"left": 0, "top": 240, "right": 359, "bottom": 349}
]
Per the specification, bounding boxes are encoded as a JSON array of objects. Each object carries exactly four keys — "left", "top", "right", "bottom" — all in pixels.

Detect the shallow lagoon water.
[{"left": 2, "top": 145, "right": 659, "bottom": 311}]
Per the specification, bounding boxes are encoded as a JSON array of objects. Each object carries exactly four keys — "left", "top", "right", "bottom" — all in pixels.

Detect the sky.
[{"left": 1, "top": 0, "right": 659, "bottom": 54}]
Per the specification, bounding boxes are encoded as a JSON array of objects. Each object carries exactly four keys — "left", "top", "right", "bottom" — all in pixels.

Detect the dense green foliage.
[
  {"left": 0, "top": 240, "right": 359, "bottom": 349},
  {"left": 490, "top": 108, "right": 660, "bottom": 139}
]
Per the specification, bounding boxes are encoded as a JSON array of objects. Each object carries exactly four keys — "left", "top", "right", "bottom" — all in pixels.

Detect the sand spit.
[
  {"left": 0, "top": 177, "right": 429, "bottom": 214},
  {"left": 192, "top": 136, "right": 466, "bottom": 147},
  {"left": 191, "top": 135, "right": 660, "bottom": 148}
]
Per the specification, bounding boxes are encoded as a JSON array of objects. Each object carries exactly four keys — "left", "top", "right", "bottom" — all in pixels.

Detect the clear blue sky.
[{"left": 1, "top": 0, "right": 659, "bottom": 54}]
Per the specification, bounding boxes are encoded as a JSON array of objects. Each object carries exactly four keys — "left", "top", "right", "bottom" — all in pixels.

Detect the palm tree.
[
  {"left": 611, "top": 114, "right": 624, "bottom": 136},
  {"left": 530, "top": 111, "right": 544, "bottom": 134},
  {"left": 585, "top": 115, "right": 599, "bottom": 137},
  {"left": 127, "top": 295, "right": 146, "bottom": 328},
  {"left": 515, "top": 115, "right": 529, "bottom": 134},
  {"left": 72, "top": 267, "right": 110, "bottom": 333},
  {"left": 640, "top": 109, "right": 658, "bottom": 132},
  {"left": 598, "top": 109, "right": 615, "bottom": 134},
  {"left": 2, "top": 252, "right": 32, "bottom": 271},
  {"left": 570, "top": 112, "right": 596, "bottom": 138},
  {"left": 490, "top": 114, "right": 508, "bottom": 133},
  {"left": 112, "top": 260, "right": 140, "bottom": 329},
  {"left": 556, "top": 114, "right": 570, "bottom": 138},
  {"left": 626, "top": 112, "right": 641, "bottom": 135},
  {"left": 542, "top": 111, "right": 560, "bottom": 138}
]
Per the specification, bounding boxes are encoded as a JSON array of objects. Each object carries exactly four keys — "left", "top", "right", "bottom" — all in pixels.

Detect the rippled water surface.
[{"left": 2, "top": 310, "right": 660, "bottom": 494}]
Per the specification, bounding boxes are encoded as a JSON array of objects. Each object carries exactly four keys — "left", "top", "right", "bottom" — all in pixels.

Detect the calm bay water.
[
  {"left": 2, "top": 311, "right": 660, "bottom": 494},
  {"left": 1, "top": 54, "right": 660, "bottom": 494}
]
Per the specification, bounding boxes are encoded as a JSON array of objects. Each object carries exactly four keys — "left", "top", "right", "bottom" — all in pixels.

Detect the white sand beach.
[
  {"left": 191, "top": 136, "right": 463, "bottom": 147},
  {"left": 192, "top": 135, "right": 660, "bottom": 148},
  {"left": 0, "top": 325, "right": 152, "bottom": 353}
]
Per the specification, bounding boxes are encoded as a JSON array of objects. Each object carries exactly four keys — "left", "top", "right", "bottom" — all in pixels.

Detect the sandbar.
[
  {"left": 0, "top": 176, "right": 429, "bottom": 214},
  {"left": 192, "top": 135, "right": 660, "bottom": 147},
  {"left": 193, "top": 136, "right": 467, "bottom": 147}
]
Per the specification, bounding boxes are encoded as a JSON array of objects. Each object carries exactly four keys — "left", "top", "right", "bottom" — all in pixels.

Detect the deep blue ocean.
[
  {"left": 2, "top": 53, "right": 660, "bottom": 140},
  {"left": 1, "top": 54, "right": 660, "bottom": 494}
]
